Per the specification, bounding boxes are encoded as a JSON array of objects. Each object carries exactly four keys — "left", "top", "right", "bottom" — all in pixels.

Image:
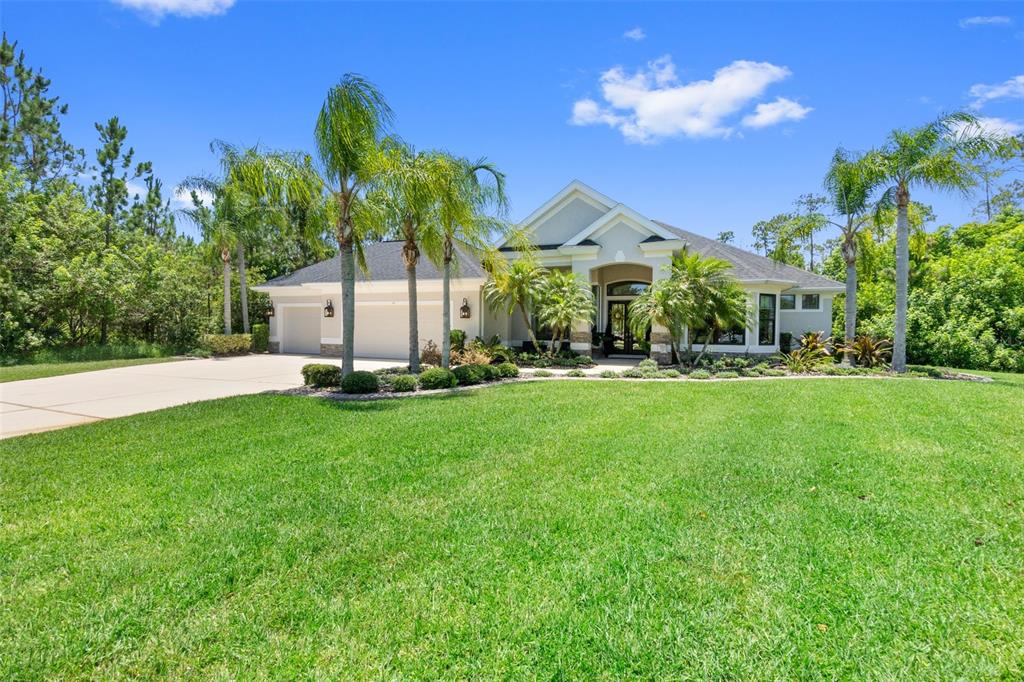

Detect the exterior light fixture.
[
  {"left": 266, "top": 302, "right": 275, "bottom": 318},
  {"left": 459, "top": 298, "right": 471, "bottom": 319},
  {"left": 324, "top": 299, "right": 335, "bottom": 318}
]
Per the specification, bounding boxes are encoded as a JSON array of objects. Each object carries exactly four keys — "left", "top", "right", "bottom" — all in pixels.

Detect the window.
[
  {"left": 780, "top": 294, "right": 795, "bottom": 310},
  {"left": 606, "top": 281, "right": 649, "bottom": 296},
  {"left": 801, "top": 294, "right": 820, "bottom": 310},
  {"left": 759, "top": 294, "right": 776, "bottom": 345},
  {"left": 691, "top": 319, "right": 746, "bottom": 346}
]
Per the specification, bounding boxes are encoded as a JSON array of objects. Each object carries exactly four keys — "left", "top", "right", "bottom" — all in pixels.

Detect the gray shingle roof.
[
  {"left": 653, "top": 221, "right": 843, "bottom": 290},
  {"left": 262, "top": 241, "right": 487, "bottom": 287}
]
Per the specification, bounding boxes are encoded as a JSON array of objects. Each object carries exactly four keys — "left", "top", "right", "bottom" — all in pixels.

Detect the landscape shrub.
[
  {"left": 374, "top": 366, "right": 409, "bottom": 376},
  {"left": 419, "top": 367, "right": 457, "bottom": 390},
  {"left": 689, "top": 369, "right": 711, "bottom": 379},
  {"left": 640, "top": 369, "right": 661, "bottom": 379},
  {"left": 573, "top": 355, "right": 594, "bottom": 367},
  {"left": 251, "top": 324, "right": 269, "bottom": 353},
  {"left": 599, "top": 369, "right": 618, "bottom": 378},
  {"left": 763, "top": 368, "right": 786, "bottom": 377},
  {"left": 637, "top": 358, "right": 658, "bottom": 370},
  {"left": 449, "top": 329, "right": 467, "bottom": 352},
  {"left": 452, "top": 346, "right": 492, "bottom": 366},
  {"left": 740, "top": 367, "right": 761, "bottom": 377},
  {"left": 188, "top": 348, "right": 212, "bottom": 358},
  {"left": 533, "top": 369, "right": 553, "bottom": 377},
  {"left": 479, "top": 364, "right": 500, "bottom": 381},
  {"left": 566, "top": 368, "right": 585, "bottom": 377},
  {"left": 660, "top": 369, "right": 681, "bottom": 378},
  {"left": 908, "top": 364, "right": 944, "bottom": 378},
  {"left": 496, "top": 362, "right": 519, "bottom": 378},
  {"left": 201, "top": 333, "right": 252, "bottom": 355},
  {"left": 389, "top": 374, "right": 418, "bottom": 392},
  {"left": 301, "top": 363, "right": 342, "bottom": 388},
  {"left": 837, "top": 335, "right": 891, "bottom": 368},
  {"left": 453, "top": 364, "right": 487, "bottom": 386},
  {"left": 620, "top": 368, "right": 643, "bottom": 378},
  {"left": 715, "top": 370, "right": 739, "bottom": 379},
  {"left": 341, "top": 370, "right": 379, "bottom": 394},
  {"left": 420, "top": 340, "right": 441, "bottom": 366}
]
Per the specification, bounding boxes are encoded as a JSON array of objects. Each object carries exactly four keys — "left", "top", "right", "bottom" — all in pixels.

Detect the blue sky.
[{"left": 6, "top": 1, "right": 1023, "bottom": 247}]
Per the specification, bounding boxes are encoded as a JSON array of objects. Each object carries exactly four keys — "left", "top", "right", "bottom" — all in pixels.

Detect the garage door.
[
  {"left": 282, "top": 306, "right": 321, "bottom": 354},
  {"left": 354, "top": 302, "right": 443, "bottom": 359}
]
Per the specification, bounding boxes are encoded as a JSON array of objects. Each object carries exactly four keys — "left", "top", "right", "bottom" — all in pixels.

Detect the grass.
[
  {"left": 0, "top": 355, "right": 183, "bottom": 382},
  {"left": 2, "top": 375, "right": 1023, "bottom": 678}
]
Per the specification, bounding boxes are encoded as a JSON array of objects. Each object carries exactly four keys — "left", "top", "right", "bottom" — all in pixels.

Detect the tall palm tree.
[
  {"left": 434, "top": 154, "right": 508, "bottom": 368},
  {"left": 535, "top": 270, "right": 595, "bottom": 356},
  {"left": 823, "top": 148, "right": 880, "bottom": 365},
  {"left": 666, "top": 249, "right": 746, "bottom": 363},
  {"left": 314, "top": 75, "right": 393, "bottom": 376},
  {"left": 629, "top": 277, "right": 690, "bottom": 363},
  {"left": 180, "top": 191, "right": 238, "bottom": 334},
  {"left": 868, "top": 112, "right": 1004, "bottom": 372},
  {"left": 483, "top": 256, "right": 547, "bottom": 353}
]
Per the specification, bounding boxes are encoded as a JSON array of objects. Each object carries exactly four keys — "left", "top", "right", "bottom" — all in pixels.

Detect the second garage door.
[
  {"left": 282, "top": 306, "right": 321, "bottom": 354},
  {"left": 354, "top": 302, "right": 443, "bottom": 359}
]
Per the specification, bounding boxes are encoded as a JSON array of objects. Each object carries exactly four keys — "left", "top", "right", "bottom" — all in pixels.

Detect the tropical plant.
[
  {"left": 419, "top": 339, "right": 441, "bottom": 366},
  {"left": 483, "top": 256, "right": 547, "bottom": 352},
  {"left": 314, "top": 74, "right": 393, "bottom": 376},
  {"left": 837, "top": 335, "right": 892, "bottom": 368},
  {"left": 799, "top": 331, "right": 832, "bottom": 355},
  {"left": 534, "top": 270, "right": 596, "bottom": 356},
  {"left": 823, "top": 148, "right": 881, "bottom": 365},
  {"left": 867, "top": 112, "right": 1008, "bottom": 372},
  {"left": 780, "top": 346, "right": 829, "bottom": 373},
  {"left": 628, "top": 277, "right": 689, "bottom": 362}
]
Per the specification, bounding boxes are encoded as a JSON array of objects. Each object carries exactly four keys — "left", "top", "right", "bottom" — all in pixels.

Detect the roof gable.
[
  {"left": 564, "top": 204, "right": 678, "bottom": 246},
  {"left": 506, "top": 180, "right": 615, "bottom": 247}
]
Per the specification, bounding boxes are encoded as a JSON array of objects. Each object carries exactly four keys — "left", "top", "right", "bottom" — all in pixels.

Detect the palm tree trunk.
[
  {"left": 441, "top": 254, "right": 452, "bottom": 369},
  {"left": 339, "top": 238, "right": 355, "bottom": 377},
  {"left": 222, "top": 248, "right": 232, "bottom": 335},
  {"left": 518, "top": 302, "right": 541, "bottom": 352},
  {"left": 237, "top": 242, "right": 250, "bottom": 334},
  {"left": 893, "top": 185, "right": 910, "bottom": 373},
  {"left": 407, "top": 257, "right": 420, "bottom": 373},
  {"left": 842, "top": 256, "right": 857, "bottom": 366}
]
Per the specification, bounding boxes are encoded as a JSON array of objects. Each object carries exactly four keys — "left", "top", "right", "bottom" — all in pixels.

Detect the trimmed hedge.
[
  {"left": 201, "top": 333, "right": 252, "bottom": 355},
  {"left": 496, "top": 362, "right": 519, "bottom": 378},
  {"left": 341, "top": 370, "right": 379, "bottom": 394},
  {"left": 689, "top": 369, "right": 711, "bottom": 380},
  {"left": 453, "top": 364, "right": 488, "bottom": 386},
  {"left": 566, "top": 368, "right": 585, "bottom": 377},
  {"left": 301, "top": 363, "right": 342, "bottom": 388},
  {"left": 419, "top": 367, "right": 457, "bottom": 390},
  {"left": 251, "top": 324, "right": 269, "bottom": 353},
  {"left": 389, "top": 374, "right": 418, "bottom": 392}
]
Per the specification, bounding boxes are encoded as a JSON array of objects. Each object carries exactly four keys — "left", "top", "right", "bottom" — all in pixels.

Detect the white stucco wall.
[{"left": 779, "top": 293, "right": 834, "bottom": 341}]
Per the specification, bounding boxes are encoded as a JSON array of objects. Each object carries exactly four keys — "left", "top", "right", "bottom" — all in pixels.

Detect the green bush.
[
  {"left": 637, "top": 358, "right": 658, "bottom": 370},
  {"left": 574, "top": 355, "right": 594, "bottom": 367},
  {"left": 188, "top": 347, "right": 212, "bottom": 359},
  {"left": 599, "top": 369, "right": 618, "bottom": 378},
  {"left": 201, "top": 333, "right": 252, "bottom": 356},
  {"left": 341, "top": 370, "right": 379, "bottom": 394},
  {"left": 620, "top": 368, "right": 643, "bottom": 378},
  {"left": 640, "top": 369, "right": 661, "bottom": 379},
  {"left": 301, "top": 363, "right": 342, "bottom": 388},
  {"left": 689, "top": 369, "right": 711, "bottom": 380},
  {"left": 715, "top": 370, "right": 739, "bottom": 379},
  {"left": 251, "top": 324, "right": 269, "bottom": 353},
  {"left": 374, "top": 366, "right": 409, "bottom": 376},
  {"left": 660, "top": 369, "right": 681, "bottom": 378},
  {"left": 389, "top": 374, "right": 418, "bottom": 392},
  {"left": 496, "top": 362, "right": 519, "bottom": 378},
  {"left": 763, "top": 368, "right": 786, "bottom": 377},
  {"left": 566, "top": 368, "right": 585, "bottom": 377},
  {"left": 533, "top": 369, "right": 553, "bottom": 377},
  {"left": 740, "top": 367, "right": 761, "bottom": 377},
  {"left": 419, "top": 367, "right": 457, "bottom": 390},
  {"left": 449, "top": 329, "right": 467, "bottom": 352},
  {"left": 453, "top": 364, "right": 488, "bottom": 386},
  {"left": 480, "top": 364, "right": 500, "bottom": 381}
]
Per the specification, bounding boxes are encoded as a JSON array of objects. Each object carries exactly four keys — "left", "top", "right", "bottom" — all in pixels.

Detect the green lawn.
[
  {"left": 0, "top": 355, "right": 183, "bottom": 382},
  {"left": 2, "top": 375, "right": 1022, "bottom": 678}
]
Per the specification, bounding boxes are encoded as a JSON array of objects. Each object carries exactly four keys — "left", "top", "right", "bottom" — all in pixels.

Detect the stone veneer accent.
[
  {"left": 570, "top": 331, "right": 591, "bottom": 343},
  {"left": 320, "top": 343, "right": 343, "bottom": 357},
  {"left": 268, "top": 341, "right": 280, "bottom": 353}
]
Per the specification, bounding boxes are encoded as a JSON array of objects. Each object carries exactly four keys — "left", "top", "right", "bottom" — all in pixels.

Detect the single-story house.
[{"left": 255, "top": 180, "right": 843, "bottom": 362}]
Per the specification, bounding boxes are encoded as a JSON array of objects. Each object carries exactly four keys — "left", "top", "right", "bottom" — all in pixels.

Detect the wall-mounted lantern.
[
  {"left": 265, "top": 302, "right": 275, "bottom": 318},
  {"left": 324, "top": 299, "right": 335, "bottom": 318},
  {"left": 459, "top": 298, "right": 471, "bottom": 319}
]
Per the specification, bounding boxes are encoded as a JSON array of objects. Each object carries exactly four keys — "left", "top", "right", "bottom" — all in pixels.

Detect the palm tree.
[
  {"left": 868, "top": 112, "right": 1004, "bottom": 372},
  {"left": 535, "top": 270, "right": 595, "bottom": 356},
  {"left": 180, "top": 191, "right": 237, "bottom": 334},
  {"left": 314, "top": 75, "right": 393, "bottom": 376},
  {"left": 434, "top": 154, "right": 508, "bottom": 368},
  {"left": 629, "top": 277, "right": 690, "bottom": 363},
  {"left": 483, "top": 256, "right": 547, "bottom": 353},
  {"left": 823, "top": 148, "right": 880, "bottom": 365},
  {"left": 665, "top": 250, "right": 746, "bottom": 363}
]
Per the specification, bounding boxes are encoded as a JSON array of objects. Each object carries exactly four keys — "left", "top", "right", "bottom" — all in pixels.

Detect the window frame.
[
  {"left": 801, "top": 294, "right": 820, "bottom": 311},
  {"left": 758, "top": 293, "right": 777, "bottom": 346},
  {"left": 780, "top": 294, "right": 796, "bottom": 310},
  {"left": 605, "top": 281, "right": 649, "bottom": 297}
]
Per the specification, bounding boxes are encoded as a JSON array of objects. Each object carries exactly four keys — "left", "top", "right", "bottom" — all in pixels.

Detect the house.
[{"left": 255, "top": 181, "right": 842, "bottom": 362}]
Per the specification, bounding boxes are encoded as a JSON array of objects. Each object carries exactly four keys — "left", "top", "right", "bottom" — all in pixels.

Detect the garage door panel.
[
  {"left": 353, "top": 302, "right": 443, "bottom": 359},
  {"left": 282, "top": 307, "right": 320, "bottom": 354}
]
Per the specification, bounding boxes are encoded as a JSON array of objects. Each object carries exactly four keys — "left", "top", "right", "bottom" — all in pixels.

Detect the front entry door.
[{"left": 607, "top": 301, "right": 647, "bottom": 354}]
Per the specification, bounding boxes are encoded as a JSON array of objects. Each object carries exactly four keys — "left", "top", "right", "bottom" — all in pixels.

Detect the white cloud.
[
  {"left": 173, "top": 186, "right": 214, "bottom": 209},
  {"left": 959, "top": 16, "right": 1012, "bottom": 28},
  {"left": 968, "top": 74, "right": 1024, "bottom": 108},
  {"left": 954, "top": 116, "right": 1024, "bottom": 138},
  {"left": 569, "top": 55, "right": 803, "bottom": 143},
  {"left": 623, "top": 27, "right": 646, "bottom": 41},
  {"left": 112, "top": 0, "right": 234, "bottom": 22},
  {"left": 741, "top": 97, "right": 813, "bottom": 128}
]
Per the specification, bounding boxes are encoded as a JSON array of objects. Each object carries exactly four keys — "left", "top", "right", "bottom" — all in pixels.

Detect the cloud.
[
  {"left": 968, "top": 74, "right": 1024, "bottom": 108},
  {"left": 112, "top": 0, "right": 235, "bottom": 22},
  {"left": 172, "top": 186, "right": 214, "bottom": 209},
  {"left": 569, "top": 55, "right": 804, "bottom": 142},
  {"left": 959, "top": 16, "right": 1012, "bottom": 28},
  {"left": 623, "top": 27, "right": 646, "bottom": 41},
  {"left": 954, "top": 116, "right": 1024, "bottom": 138},
  {"left": 741, "top": 97, "right": 813, "bottom": 128}
]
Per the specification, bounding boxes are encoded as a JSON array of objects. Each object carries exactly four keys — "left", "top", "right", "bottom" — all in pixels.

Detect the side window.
[
  {"left": 758, "top": 294, "right": 776, "bottom": 345},
  {"left": 780, "top": 294, "right": 795, "bottom": 310},
  {"left": 801, "top": 294, "right": 820, "bottom": 310}
]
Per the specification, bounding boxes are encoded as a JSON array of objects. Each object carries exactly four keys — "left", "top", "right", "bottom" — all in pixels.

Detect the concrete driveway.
[{"left": 0, "top": 355, "right": 403, "bottom": 439}]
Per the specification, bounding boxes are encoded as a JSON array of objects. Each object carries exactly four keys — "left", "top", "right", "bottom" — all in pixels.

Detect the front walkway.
[{"left": 0, "top": 354, "right": 404, "bottom": 439}]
